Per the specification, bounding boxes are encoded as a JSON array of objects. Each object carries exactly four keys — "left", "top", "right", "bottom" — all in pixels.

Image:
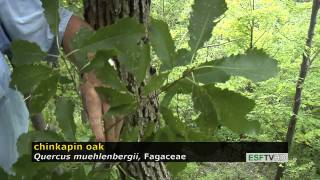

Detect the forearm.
[
  {"left": 80, "top": 72, "right": 105, "bottom": 141},
  {"left": 62, "top": 15, "right": 105, "bottom": 141},
  {"left": 62, "top": 15, "right": 124, "bottom": 142},
  {"left": 62, "top": 15, "right": 93, "bottom": 56}
]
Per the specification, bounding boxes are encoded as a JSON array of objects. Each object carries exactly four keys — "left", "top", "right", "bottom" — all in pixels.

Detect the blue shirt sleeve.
[
  {"left": 0, "top": 53, "right": 11, "bottom": 98},
  {"left": 0, "top": 0, "right": 73, "bottom": 52},
  {"left": 0, "top": 0, "right": 73, "bottom": 97},
  {"left": 0, "top": 0, "right": 72, "bottom": 173}
]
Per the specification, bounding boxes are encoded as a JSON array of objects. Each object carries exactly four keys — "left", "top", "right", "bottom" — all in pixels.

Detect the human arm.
[
  {"left": 62, "top": 15, "right": 124, "bottom": 142},
  {"left": 0, "top": 0, "right": 123, "bottom": 141}
]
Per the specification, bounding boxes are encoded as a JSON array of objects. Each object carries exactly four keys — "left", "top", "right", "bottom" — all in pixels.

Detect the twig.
[
  {"left": 310, "top": 48, "right": 320, "bottom": 65},
  {"left": 60, "top": 50, "right": 80, "bottom": 97},
  {"left": 65, "top": 49, "right": 80, "bottom": 58},
  {"left": 203, "top": 38, "right": 242, "bottom": 48}
]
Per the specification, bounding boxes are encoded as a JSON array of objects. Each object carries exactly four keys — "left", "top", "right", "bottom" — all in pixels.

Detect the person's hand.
[
  {"left": 80, "top": 71, "right": 106, "bottom": 141},
  {"left": 63, "top": 15, "right": 124, "bottom": 142},
  {"left": 80, "top": 71, "right": 124, "bottom": 142}
]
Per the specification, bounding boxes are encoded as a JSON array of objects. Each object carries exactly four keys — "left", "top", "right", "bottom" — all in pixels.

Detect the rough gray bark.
[
  {"left": 83, "top": 0, "right": 170, "bottom": 179},
  {"left": 274, "top": 0, "right": 320, "bottom": 179}
]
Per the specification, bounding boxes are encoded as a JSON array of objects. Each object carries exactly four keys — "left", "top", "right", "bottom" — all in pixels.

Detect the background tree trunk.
[{"left": 83, "top": 0, "right": 170, "bottom": 179}]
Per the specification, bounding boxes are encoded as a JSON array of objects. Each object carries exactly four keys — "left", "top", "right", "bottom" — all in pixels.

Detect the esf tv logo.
[{"left": 246, "top": 153, "right": 288, "bottom": 162}]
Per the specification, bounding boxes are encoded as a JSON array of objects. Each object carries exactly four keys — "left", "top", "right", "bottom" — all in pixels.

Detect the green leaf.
[
  {"left": 175, "top": 49, "right": 191, "bottom": 67},
  {"left": 78, "top": 18, "right": 150, "bottom": 82},
  {"left": 153, "top": 127, "right": 177, "bottom": 142},
  {"left": 28, "top": 74, "right": 59, "bottom": 114},
  {"left": 17, "top": 131, "right": 64, "bottom": 156},
  {"left": 71, "top": 166, "right": 88, "bottom": 180},
  {"left": 150, "top": 18, "right": 176, "bottom": 70},
  {"left": 0, "top": 167, "right": 8, "bottom": 180},
  {"left": 55, "top": 98, "right": 76, "bottom": 141},
  {"left": 11, "top": 40, "right": 47, "bottom": 65},
  {"left": 166, "top": 162, "right": 187, "bottom": 176},
  {"left": 15, "top": 131, "right": 63, "bottom": 178},
  {"left": 204, "top": 85, "right": 260, "bottom": 134},
  {"left": 186, "top": 128, "right": 214, "bottom": 141},
  {"left": 160, "top": 99, "right": 213, "bottom": 141},
  {"left": 107, "top": 102, "right": 138, "bottom": 116},
  {"left": 188, "top": 0, "right": 227, "bottom": 62},
  {"left": 192, "top": 49, "right": 279, "bottom": 83},
  {"left": 161, "top": 78, "right": 195, "bottom": 107},
  {"left": 191, "top": 68, "right": 230, "bottom": 84},
  {"left": 160, "top": 106, "right": 186, "bottom": 137},
  {"left": 96, "top": 87, "right": 136, "bottom": 108},
  {"left": 12, "top": 155, "right": 59, "bottom": 178},
  {"left": 192, "top": 86, "right": 219, "bottom": 133},
  {"left": 82, "top": 50, "right": 126, "bottom": 91},
  {"left": 51, "top": 172, "right": 72, "bottom": 180},
  {"left": 11, "top": 65, "right": 53, "bottom": 94},
  {"left": 142, "top": 121, "right": 156, "bottom": 141},
  {"left": 41, "top": 0, "right": 60, "bottom": 35},
  {"left": 143, "top": 72, "right": 169, "bottom": 95},
  {"left": 120, "top": 126, "right": 140, "bottom": 141},
  {"left": 70, "top": 27, "right": 93, "bottom": 68}
]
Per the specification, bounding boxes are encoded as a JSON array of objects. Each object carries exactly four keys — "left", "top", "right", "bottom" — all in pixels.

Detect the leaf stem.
[{"left": 60, "top": 50, "right": 80, "bottom": 97}]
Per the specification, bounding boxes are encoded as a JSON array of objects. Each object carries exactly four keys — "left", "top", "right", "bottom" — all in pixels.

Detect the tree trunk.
[{"left": 83, "top": 0, "right": 170, "bottom": 179}]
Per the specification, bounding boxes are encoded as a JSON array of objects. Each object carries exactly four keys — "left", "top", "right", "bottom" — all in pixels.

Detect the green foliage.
[
  {"left": 192, "top": 49, "right": 279, "bottom": 84},
  {"left": 158, "top": 106, "right": 187, "bottom": 141},
  {"left": 11, "top": 65, "right": 54, "bottom": 94},
  {"left": 188, "top": 0, "right": 227, "bottom": 62},
  {"left": 6, "top": 0, "right": 293, "bottom": 179},
  {"left": 75, "top": 18, "right": 150, "bottom": 82},
  {"left": 11, "top": 0, "right": 278, "bottom": 143},
  {"left": 0, "top": 167, "right": 8, "bottom": 180},
  {"left": 82, "top": 50, "right": 126, "bottom": 91},
  {"left": 192, "top": 86, "right": 219, "bottom": 133},
  {"left": 41, "top": 0, "right": 60, "bottom": 35},
  {"left": 120, "top": 126, "right": 140, "bottom": 141},
  {"left": 55, "top": 98, "right": 76, "bottom": 141},
  {"left": 96, "top": 87, "right": 137, "bottom": 117},
  {"left": 28, "top": 74, "right": 59, "bottom": 114},
  {"left": 17, "top": 131, "right": 64, "bottom": 156},
  {"left": 203, "top": 85, "right": 259, "bottom": 134},
  {"left": 166, "top": 162, "right": 187, "bottom": 176},
  {"left": 12, "top": 155, "right": 59, "bottom": 178},
  {"left": 150, "top": 18, "right": 176, "bottom": 70},
  {"left": 142, "top": 71, "right": 169, "bottom": 95},
  {"left": 11, "top": 41, "right": 47, "bottom": 65}
]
